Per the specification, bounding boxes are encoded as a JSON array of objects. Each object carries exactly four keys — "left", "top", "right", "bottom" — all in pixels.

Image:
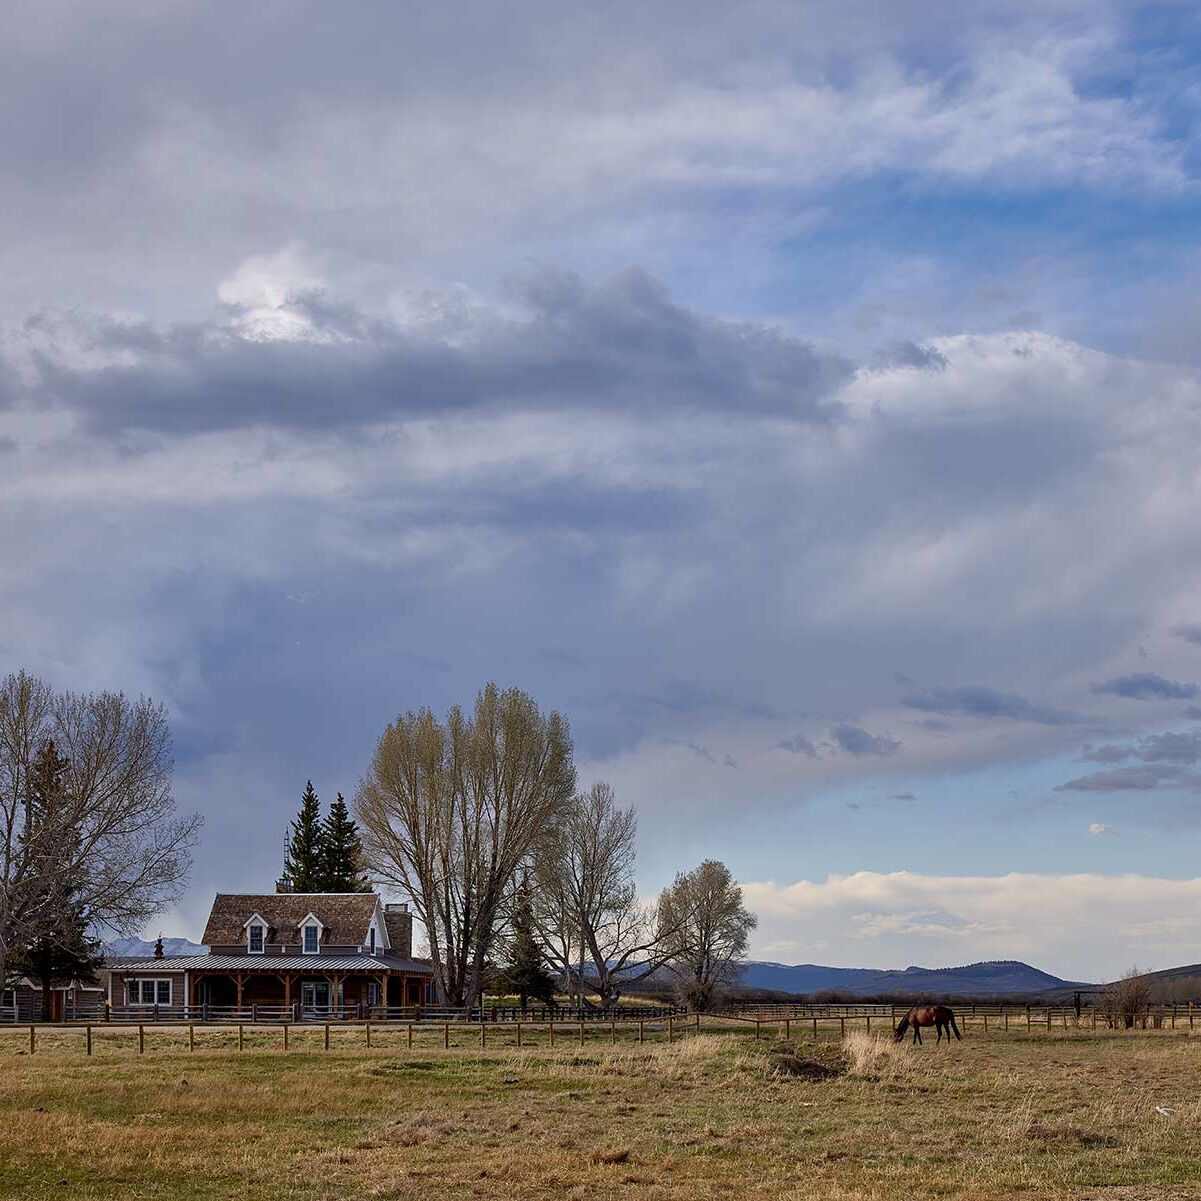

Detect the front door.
[{"left": 301, "top": 982, "right": 330, "bottom": 1016}]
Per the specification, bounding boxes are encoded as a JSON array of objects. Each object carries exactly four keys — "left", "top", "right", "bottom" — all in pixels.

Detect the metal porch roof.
[{"left": 110, "top": 954, "right": 433, "bottom": 974}]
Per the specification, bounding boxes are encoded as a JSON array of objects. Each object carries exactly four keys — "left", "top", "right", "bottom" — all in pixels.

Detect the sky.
[{"left": 4, "top": 0, "right": 1201, "bottom": 982}]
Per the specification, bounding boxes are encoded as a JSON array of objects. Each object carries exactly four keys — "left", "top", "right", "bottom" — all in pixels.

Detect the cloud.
[
  {"left": 774, "top": 733, "right": 819, "bottom": 757},
  {"left": 1090, "top": 672, "right": 1198, "bottom": 701},
  {"left": 831, "top": 723, "right": 901, "bottom": 758},
  {"left": 901, "top": 684, "right": 1082, "bottom": 725},
  {"left": 742, "top": 871, "right": 1201, "bottom": 980},
  {"left": 19, "top": 268, "right": 850, "bottom": 436},
  {"left": 889, "top": 791, "right": 917, "bottom": 802},
  {"left": 1055, "top": 764, "right": 1195, "bottom": 793},
  {"left": 1173, "top": 624, "right": 1201, "bottom": 646},
  {"left": 1088, "top": 822, "right": 1117, "bottom": 836}
]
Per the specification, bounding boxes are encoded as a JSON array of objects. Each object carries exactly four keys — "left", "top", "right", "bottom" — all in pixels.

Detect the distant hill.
[
  {"left": 739, "top": 959, "right": 1091, "bottom": 998},
  {"left": 1117, "top": 962, "right": 1201, "bottom": 1002},
  {"left": 103, "top": 937, "right": 206, "bottom": 960}
]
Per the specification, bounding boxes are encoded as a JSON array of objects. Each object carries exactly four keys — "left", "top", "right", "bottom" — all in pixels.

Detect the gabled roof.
[{"left": 201, "top": 894, "right": 380, "bottom": 947}]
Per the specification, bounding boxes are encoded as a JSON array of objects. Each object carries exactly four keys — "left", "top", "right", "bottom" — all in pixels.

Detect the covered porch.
[{"left": 190, "top": 965, "right": 429, "bottom": 1019}]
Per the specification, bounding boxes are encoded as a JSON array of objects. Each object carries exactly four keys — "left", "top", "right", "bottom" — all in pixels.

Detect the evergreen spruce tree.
[
  {"left": 321, "top": 793, "right": 370, "bottom": 892},
  {"left": 13, "top": 741, "right": 103, "bottom": 1019},
  {"left": 498, "top": 877, "right": 556, "bottom": 1010},
  {"left": 281, "top": 781, "right": 326, "bottom": 892}
]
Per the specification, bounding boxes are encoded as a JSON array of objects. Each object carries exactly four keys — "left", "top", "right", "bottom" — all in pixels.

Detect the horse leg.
[{"left": 913, "top": 1025, "right": 921, "bottom": 1045}]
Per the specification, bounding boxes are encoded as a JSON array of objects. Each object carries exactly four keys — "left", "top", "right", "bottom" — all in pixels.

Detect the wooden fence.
[{"left": 3, "top": 1006, "right": 1196, "bottom": 1058}]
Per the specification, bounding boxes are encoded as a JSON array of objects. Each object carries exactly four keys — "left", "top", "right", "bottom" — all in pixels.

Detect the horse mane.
[{"left": 894, "top": 1013, "right": 910, "bottom": 1041}]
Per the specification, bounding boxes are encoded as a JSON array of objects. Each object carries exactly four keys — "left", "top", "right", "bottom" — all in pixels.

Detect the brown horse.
[{"left": 894, "top": 1004, "right": 962, "bottom": 1045}]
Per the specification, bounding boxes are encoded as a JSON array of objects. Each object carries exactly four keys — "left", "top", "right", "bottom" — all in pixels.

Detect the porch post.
[
  {"left": 235, "top": 973, "right": 244, "bottom": 1009},
  {"left": 283, "top": 975, "right": 292, "bottom": 1010}
]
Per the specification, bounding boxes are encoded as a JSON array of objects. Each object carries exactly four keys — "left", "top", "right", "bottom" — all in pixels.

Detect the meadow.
[{"left": 0, "top": 1023, "right": 1198, "bottom": 1201}]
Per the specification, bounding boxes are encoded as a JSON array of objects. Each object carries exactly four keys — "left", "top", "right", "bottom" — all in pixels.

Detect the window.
[
  {"left": 129, "top": 979, "right": 172, "bottom": 1006},
  {"left": 367, "top": 981, "right": 380, "bottom": 1005},
  {"left": 303, "top": 924, "right": 319, "bottom": 954},
  {"left": 368, "top": 926, "right": 376, "bottom": 954},
  {"left": 248, "top": 923, "right": 264, "bottom": 954},
  {"left": 0, "top": 988, "right": 13, "bottom": 1011}
]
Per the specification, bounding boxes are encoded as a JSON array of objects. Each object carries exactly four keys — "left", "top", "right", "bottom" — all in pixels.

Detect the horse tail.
[
  {"left": 949, "top": 1012, "right": 962, "bottom": 1041},
  {"left": 894, "top": 1015, "right": 909, "bottom": 1042}
]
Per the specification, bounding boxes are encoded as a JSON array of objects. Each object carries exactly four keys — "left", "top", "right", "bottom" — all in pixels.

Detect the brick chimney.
[
  {"left": 153, "top": 936, "right": 164, "bottom": 959},
  {"left": 384, "top": 902, "right": 413, "bottom": 958}
]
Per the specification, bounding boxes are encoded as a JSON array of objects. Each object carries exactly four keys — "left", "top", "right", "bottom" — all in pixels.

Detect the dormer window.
[
  {"left": 303, "top": 924, "right": 319, "bottom": 954},
  {"left": 369, "top": 925, "right": 376, "bottom": 955},
  {"left": 243, "top": 911, "right": 270, "bottom": 955}
]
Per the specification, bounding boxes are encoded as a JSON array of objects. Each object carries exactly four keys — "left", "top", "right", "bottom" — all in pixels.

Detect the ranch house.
[{"left": 106, "top": 888, "right": 435, "bottom": 1018}]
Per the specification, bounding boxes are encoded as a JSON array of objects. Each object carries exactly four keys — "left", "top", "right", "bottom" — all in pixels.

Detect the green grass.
[{"left": 0, "top": 1025, "right": 1198, "bottom": 1199}]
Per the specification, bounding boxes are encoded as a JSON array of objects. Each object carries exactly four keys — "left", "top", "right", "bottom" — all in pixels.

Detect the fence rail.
[
  {"left": 2, "top": 1007, "right": 1196, "bottom": 1060},
  {"left": 2, "top": 1001, "right": 686, "bottom": 1026}
]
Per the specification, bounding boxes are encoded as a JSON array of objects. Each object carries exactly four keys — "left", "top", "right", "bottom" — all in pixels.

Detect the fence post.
[
  {"left": 1026, "top": 1007, "right": 1031, "bottom": 1031},
  {"left": 612, "top": 1019, "right": 617, "bottom": 1044},
  {"left": 754, "top": 1019, "right": 760, "bottom": 1040},
  {"left": 785, "top": 1018, "right": 791, "bottom": 1041},
  {"left": 549, "top": 1021, "right": 555, "bottom": 1047},
  {"left": 667, "top": 1016, "right": 674, "bottom": 1043},
  {"left": 516, "top": 1022, "right": 522, "bottom": 1048},
  {"left": 443, "top": 1022, "right": 449, "bottom": 1049},
  {"left": 324, "top": 1023, "right": 330, "bottom": 1052},
  {"left": 812, "top": 1017, "right": 818, "bottom": 1040},
  {"left": 407, "top": 1023, "right": 413, "bottom": 1049},
  {"left": 637, "top": 1020, "right": 643, "bottom": 1045},
  {"left": 481, "top": 1023, "right": 486, "bottom": 1049},
  {"left": 366, "top": 1020, "right": 372, "bottom": 1049},
  {"left": 865, "top": 1014, "right": 871, "bottom": 1034},
  {"left": 839, "top": 1016, "right": 845, "bottom": 1039},
  {"left": 138, "top": 1025, "right": 144, "bottom": 1054},
  {"left": 282, "top": 1024, "right": 288, "bottom": 1051},
  {"left": 983, "top": 1013, "right": 988, "bottom": 1034},
  {"left": 252, "top": 1004, "right": 257, "bottom": 1024},
  {"left": 579, "top": 1021, "right": 585, "bottom": 1046},
  {"left": 238, "top": 1024, "right": 244, "bottom": 1051},
  {"left": 189, "top": 1023, "right": 195, "bottom": 1052}
]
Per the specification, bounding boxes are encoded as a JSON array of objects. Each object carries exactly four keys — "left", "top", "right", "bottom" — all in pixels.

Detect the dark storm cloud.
[
  {"left": 1174, "top": 624, "right": 1201, "bottom": 646},
  {"left": 901, "top": 684, "right": 1082, "bottom": 725},
  {"left": 830, "top": 722, "right": 901, "bottom": 757},
  {"left": 23, "top": 269, "right": 850, "bottom": 435},
  {"left": 1090, "top": 672, "right": 1198, "bottom": 701}
]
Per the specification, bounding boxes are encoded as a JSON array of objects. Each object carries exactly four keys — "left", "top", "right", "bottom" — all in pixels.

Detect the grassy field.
[{"left": 0, "top": 1024, "right": 1198, "bottom": 1200}]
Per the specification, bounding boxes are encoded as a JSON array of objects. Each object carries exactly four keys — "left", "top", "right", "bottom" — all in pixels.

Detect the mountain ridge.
[{"left": 739, "top": 958, "right": 1093, "bottom": 997}]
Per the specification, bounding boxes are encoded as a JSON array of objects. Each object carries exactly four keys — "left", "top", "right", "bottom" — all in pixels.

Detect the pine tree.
[
  {"left": 322, "top": 793, "right": 370, "bottom": 892},
  {"left": 13, "top": 741, "right": 103, "bottom": 1019},
  {"left": 497, "top": 877, "right": 556, "bottom": 1009},
  {"left": 281, "top": 781, "right": 326, "bottom": 892}
]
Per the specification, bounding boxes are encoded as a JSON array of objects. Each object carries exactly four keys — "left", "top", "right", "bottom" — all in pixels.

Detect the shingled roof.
[{"left": 201, "top": 893, "right": 380, "bottom": 947}]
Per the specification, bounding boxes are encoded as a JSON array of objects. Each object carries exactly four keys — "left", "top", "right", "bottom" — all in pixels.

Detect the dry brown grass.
[{"left": 0, "top": 1024, "right": 1198, "bottom": 1200}]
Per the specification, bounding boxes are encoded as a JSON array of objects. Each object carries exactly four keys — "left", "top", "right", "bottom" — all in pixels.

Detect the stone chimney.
[
  {"left": 384, "top": 902, "right": 413, "bottom": 958},
  {"left": 153, "top": 936, "right": 164, "bottom": 959}
]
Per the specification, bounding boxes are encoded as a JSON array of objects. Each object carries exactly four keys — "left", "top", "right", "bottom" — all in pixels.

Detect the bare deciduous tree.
[
  {"left": 658, "top": 858, "right": 757, "bottom": 1011},
  {"left": 532, "top": 781, "right": 679, "bottom": 1008},
  {"left": 1099, "top": 965, "right": 1154, "bottom": 1029},
  {"left": 0, "top": 670, "right": 201, "bottom": 989},
  {"left": 355, "top": 683, "right": 575, "bottom": 1008}
]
